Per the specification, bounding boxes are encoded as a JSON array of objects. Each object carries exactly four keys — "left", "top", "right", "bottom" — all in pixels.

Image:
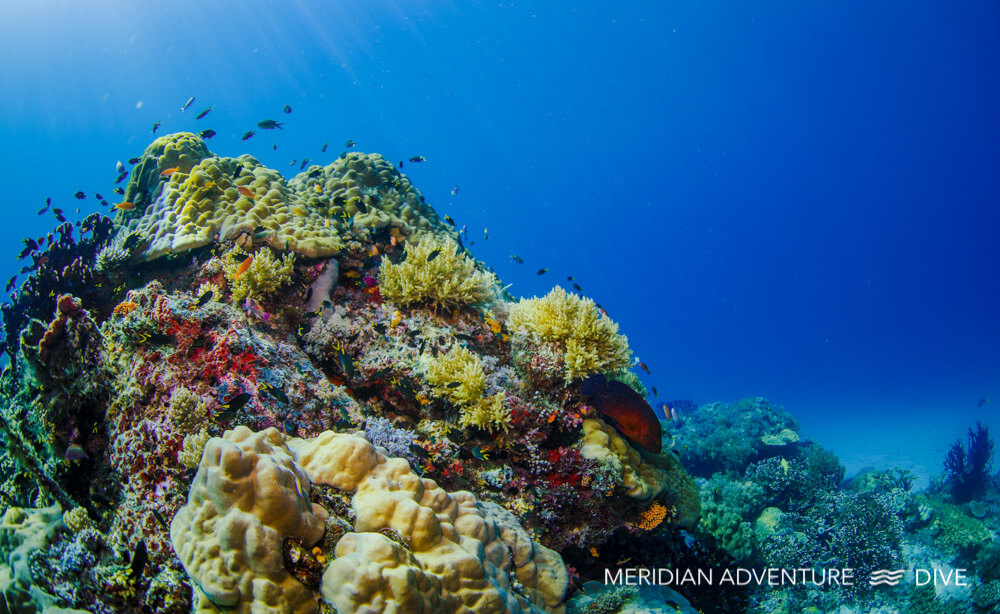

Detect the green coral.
[
  {"left": 508, "top": 286, "right": 631, "bottom": 383},
  {"left": 972, "top": 579, "right": 1000, "bottom": 611},
  {"left": 378, "top": 236, "right": 497, "bottom": 310},
  {"left": 224, "top": 246, "right": 295, "bottom": 302},
  {"left": 699, "top": 475, "right": 766, "bottom": 562},
  {"left": 924, "top": 497, "right": 991, "bottom": 557}
]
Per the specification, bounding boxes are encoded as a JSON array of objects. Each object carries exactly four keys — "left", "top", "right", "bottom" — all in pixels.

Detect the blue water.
[{"left": 1, "top": 1, "right": 997, "bottom": 474}]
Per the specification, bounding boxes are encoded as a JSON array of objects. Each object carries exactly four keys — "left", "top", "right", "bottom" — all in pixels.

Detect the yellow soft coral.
[
  {"left": 508, "top": 286, "right": 632, "bottom": 383},
  {"left": 459, "top": 392, "right": 510, "bottom": 432},
  {"left": 224, "top": 246, "right": 295, "bottom": 302},
  {"left": 378, "top": 236, "right": 497, "bottom": 310},
  {"left": 423, "top": 344, "right": 486, "bottom": 406}
]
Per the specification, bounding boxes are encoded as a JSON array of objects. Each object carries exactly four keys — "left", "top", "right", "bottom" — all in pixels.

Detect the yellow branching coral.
[
  {"left": 178, "top": 429, "right": 210, "bottom": 469},
  {"left": 223, "top": 247, "right": 295, "bottom": 302},
  {"left": 378, "top": 236, "right": 497, "bottom": 310},
  {"left": 423, "top": 345, "right": 486, "bottom": 405},
  {"left": 508, "top": 286, "right": 632, "bottom": 383},
  {"left": 459, "top": 392, "right": 510, "bottom": 432}
]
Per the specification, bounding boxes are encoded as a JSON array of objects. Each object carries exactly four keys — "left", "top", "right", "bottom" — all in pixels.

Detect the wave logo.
[{"left": 869, "top": 569, "right": 906, "bottom": 586}]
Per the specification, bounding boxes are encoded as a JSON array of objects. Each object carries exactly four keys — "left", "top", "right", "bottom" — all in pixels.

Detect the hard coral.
[
  {"left": 422, "top": 343, "right": 487, "bottom": 406},
  {"left": 508, "top": 286, "right": 631, "bottom": 384},
  {"left": 378, "top": 235, "right": 498, "bottom": 310}
]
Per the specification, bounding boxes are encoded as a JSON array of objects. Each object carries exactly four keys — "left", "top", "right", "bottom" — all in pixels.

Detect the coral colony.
[{"left": 0, "top": 132, "right": 997, "bottom": 614}]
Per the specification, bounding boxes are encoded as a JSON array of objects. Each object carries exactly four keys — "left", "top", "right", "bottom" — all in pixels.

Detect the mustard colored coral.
[
  {"left": 508, "top": 286, "right": 632, "bottom": 383},
  {"left": 378, "top": 235, "right": 498, "bottom": 310},
  {"left": 120, "top": 133, "right": 456, "bottom": 262},
  {"left": 460, "top": 391, "right": 511, "bottom": 432},
  {"left": 422, "top": 344, "right": 487, "bottom": 406},
  {"left": 223, "top": 246, "right": 296, "bottom": 302}
]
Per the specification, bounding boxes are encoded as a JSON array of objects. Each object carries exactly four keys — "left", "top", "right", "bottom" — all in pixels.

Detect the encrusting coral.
[
  {"left": 378, "top": 235, "right": 498, "bottom": 310},
  {"left": 507, "top": 286, "right": 631, "bottom": 384}
]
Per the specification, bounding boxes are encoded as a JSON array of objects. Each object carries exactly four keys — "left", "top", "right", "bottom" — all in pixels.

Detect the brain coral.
[
  {"left": 172, "top": 426, "right": 568, "bottom": 614},
  {"left": 120, "top": 132, "right": 456, "bottom": 262}
]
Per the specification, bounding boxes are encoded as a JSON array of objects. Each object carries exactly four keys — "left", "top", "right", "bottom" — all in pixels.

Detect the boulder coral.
[{"left": 171, "top": 426, "right": 569, "bottom": 613}]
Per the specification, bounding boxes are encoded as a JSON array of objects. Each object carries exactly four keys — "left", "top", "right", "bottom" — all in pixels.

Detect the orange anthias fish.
[
  {"left": 160, "top": 167, "right": 180, "bottom": 177},
  {"left": 234, "top": 256, "right": 253, "bottom": 278},
  {"left": 114, "top": 201, "right": 135, "bottom": 211},
  {"left": 237, "top": 186, "right": 256, "bottom": 200},
  {"left": 581, "top": 374, "right": 662, "bottom": 454}
]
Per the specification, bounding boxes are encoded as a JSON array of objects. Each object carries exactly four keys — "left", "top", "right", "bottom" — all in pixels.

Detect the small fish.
[
  {"left": 483, "top": 228, "right": 488, "bottom": 240},
  {"left": 65, "top": 443, "right": 88, "bottom": 461},
  {"left": 451, "top": 185, "right": 459, "bottom": 196},
  {"left": 344, "top": 139, "right": 355, "bottom": 148},
  {"left": 572, "top": 283, "right": 583, "bottom": 292},
  {"left": 129, "top": 540, "right": 147, "bottom": 583},
  {"left": 567, "top": 276, "right": 574, "bottom": 281},
  {"left": 273, "top": 142, "right": 278, "bottom": 150},
  {"left": 113, "top": 187, "right": 124, "bottom": 195},
  {"left": 510, "top": 254, "right": 524, "bottom": 263},
  {"left": 115, "top": 171, "right": 129, "bottom": 184},
  {"left": 195, "top": 106, "right": 212, "bottom": 119},
  {"left": 536, "top": 268, "right": 548, "bottom": 275},
  {"left": 95, "top": 193, "right": 104, "bottom": 200},
  {"left": 221, "top": 392, "right": 252, "bottom": 413},
  {"left": 114, "top": 201, "right": 135, "bottom": 211},
  {"left": 427, "top": 248, "right": 441, "bottom": 262},
  {"left": 260, "top": 383, "right": 289, "bottom": 404},
  {"left": 54, "top": 210, "right": 67, "bottom": 222},
  {"left": 353, "top": 197, "right": 368, "bottom": 214},
  {"left": 245, "top": 296, "right": 270, "bottom": 322},
  {"left": 74, "top": 191, "right": 86, "bottom": 200},
  {"left": 180, "top": 96, "right": 195, "bottom": 112},
  {"left": 160, "top": 167, "right": 180, "bottom": 177},
  {"left": 257, "top": 119, "right": 283, "bottom": 130},
  {"left": 233, "top": 164, "right": 243, "bottom": 178},
  {"left": 38, "top": 198, "right": 50, "bottom": 215},
  {"left": 195, "top": 289, "right": 213, "bottom": 307},
  {"left": 241, "top": 130, "right": 255, "bottom": 141},
  {"left": 470, "top": 446, "right": 488, "bottom": 460},
  {"left": 291, "top": 206, "right": 305, "bottom": 216},
  {"left": 237, "top": 186, "right": 256, "bottom": 200},
  {"left": 308, "top": 168, "right": 322, "bottom": 178},
  {"left": 408, "top": 155, "right": 426, "bottom": 163},
  {"left": 408, "top": 444, "right": 429, "bottom": 459},
  {"left": 652, "top": 386, "right": 658, "bottom": 397},
  {"left": 443, "top": 215, "right": 456, "bottom": 227},
  {"left": 199, "top": 129, "right": 217, "bottom": 139},
  {"left": 151, "top": 121, "right": 161, "bottom": 133},
  {"left": 321, "top": 142, "right": 329, "bottom": 152},
  {"left": 282, "top": 104, "right": 292, "bottom": 113},
  {"left": 289, "top": 159, "right": 297, "bottom": 166},
  {"left": 234, "top": 256, "right": 253, "bottom": 278},
  {"left": 445, "top": 381, "right": 462, "bottom": 389},
  {"left": 128, "top": 157, "right": 141, "bottom": 164},
  {"left": 978, "top": 398, "right": 989, "bottom": 408},
  {"left": 151, "top": 509, "right": 168, "bottom": 529},
  {"left": 398, "top": 160, "right": 404, "bottom": 168},
  {"left": 300, "top": 158, "right": 310, "bottom": 170},
  {"left": 639, "top": 362, "right": 650, "bottom": 374},
  {"left": 116, "top": 160, "right": 125, "bottom": 173}
]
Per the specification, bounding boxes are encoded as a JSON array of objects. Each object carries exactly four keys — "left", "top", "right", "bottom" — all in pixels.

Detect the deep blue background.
[{"left": 2, "top": 1, "right": 997, "bottom": 473}]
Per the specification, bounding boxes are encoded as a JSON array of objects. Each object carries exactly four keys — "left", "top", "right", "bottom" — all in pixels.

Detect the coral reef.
[{"left": 0, "top": 136, "right": 707, "bottom": 613}]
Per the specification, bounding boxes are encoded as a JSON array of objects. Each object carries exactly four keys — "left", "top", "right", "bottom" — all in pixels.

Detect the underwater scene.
[{"left": 0, "top": 2, "right": 998, "bottom": 613}]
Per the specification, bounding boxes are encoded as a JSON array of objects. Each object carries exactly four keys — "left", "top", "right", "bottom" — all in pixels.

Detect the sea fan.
[{"left": 944, "top": 422, "right": 994, "bottom": 502}]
